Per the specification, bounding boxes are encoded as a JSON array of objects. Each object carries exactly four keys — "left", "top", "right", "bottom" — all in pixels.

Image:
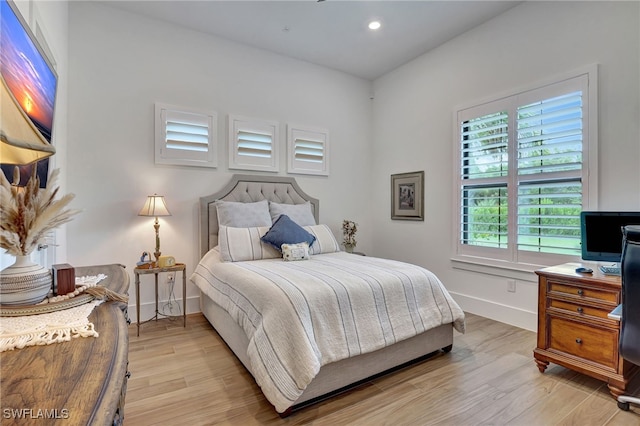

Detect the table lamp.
[{"left": 138, "top": 194, "right": 171, "bottom": 263}]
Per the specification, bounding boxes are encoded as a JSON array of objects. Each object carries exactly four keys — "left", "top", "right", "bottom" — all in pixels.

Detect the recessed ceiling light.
[{"left": 368, "top": 21, "right": 381, "bottom": 30}]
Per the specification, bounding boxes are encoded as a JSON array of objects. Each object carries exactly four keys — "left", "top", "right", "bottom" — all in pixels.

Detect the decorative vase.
[
  {"left": 0, "top": 255, "right": 52, "bottom": 305},
  {"left": 344, "top": 244, "right": 354, "bottom": 254}
]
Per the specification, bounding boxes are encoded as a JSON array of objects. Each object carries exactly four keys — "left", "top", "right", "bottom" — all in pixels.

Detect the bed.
[{"left": 190, "top": 174, "right": 465, "bottom": 416}]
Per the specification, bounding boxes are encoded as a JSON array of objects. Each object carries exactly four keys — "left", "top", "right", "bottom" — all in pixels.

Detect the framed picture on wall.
[{"left": 391, "top": 171, "right": 424, "bottom": 221}]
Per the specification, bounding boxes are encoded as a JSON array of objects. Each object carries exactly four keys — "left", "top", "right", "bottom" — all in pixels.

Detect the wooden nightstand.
[{"left": 134, "top": 263, "right": 186, "bottom": 336}]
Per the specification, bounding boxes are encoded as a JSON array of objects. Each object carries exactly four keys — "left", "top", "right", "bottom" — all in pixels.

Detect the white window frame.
[
  {"left": 228, "top": 115, "right": 279, "bottom": 172},
  {"left": 452, "top": 66, "right": 598, "bottom": 274},
  {"left": 155, "top": 103, "right": 218, "bottom": 168},
  {"left": 287, "top": 124, "right": 330, "bottom": 176}
]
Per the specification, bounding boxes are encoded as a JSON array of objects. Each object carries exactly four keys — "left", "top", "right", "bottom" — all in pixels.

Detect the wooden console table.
[
  {"left": 0, "top": 264, "right": 130, "bottom": 425},
  {"left": 534, "top": 262, "right": 638, "bottom": 398}
]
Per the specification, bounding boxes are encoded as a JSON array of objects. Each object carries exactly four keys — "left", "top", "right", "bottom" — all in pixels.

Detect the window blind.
[
  {"left": 461, "top": 185, "right": 509, "bottom": 248},
  {"left": 517, "top": 91, "right": 583, "bottom": 176},
  {"left": 229, "top": 115, "right": 279, "bottom": 172},
  {"left": 515, "top": 91, "right": 584, "bottom": 255},
  {"left": 461, "top": 111, "right": 509, "bottom": 180},
  {"left": 165, "top": 114, "right": 210, "bottom": 153},
  {"left": 287, "top": 125, "right": 329, "bottom": 176},
  {"left": 155, "top": 104, "right": 217, "bottom": 168},
  {"left": 454, "top": 71, "right": 592, "bottom": 264},
  {"left": 236, "top": 130, "right": 273, "bottom": 159}
]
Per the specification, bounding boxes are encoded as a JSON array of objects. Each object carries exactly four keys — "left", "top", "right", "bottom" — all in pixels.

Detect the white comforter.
[{"left": 191, "top": 250, "right": 465, "bottom": 413}]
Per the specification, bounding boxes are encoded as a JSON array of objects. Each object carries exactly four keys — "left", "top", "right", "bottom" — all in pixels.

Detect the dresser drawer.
[
  {"left": 549, "top": 282, "right": 618, "bottom": 303},
  {"left": 549, "top": 316, "right": 618, "bottom": 370},
  {"left": 549, "top": 299, "right": 612, "bottom": 320}
]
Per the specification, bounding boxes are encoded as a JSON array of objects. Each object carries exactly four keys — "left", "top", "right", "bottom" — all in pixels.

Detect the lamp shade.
[{"left": 138, "top": 194, "right": 171, "bottom": 217}]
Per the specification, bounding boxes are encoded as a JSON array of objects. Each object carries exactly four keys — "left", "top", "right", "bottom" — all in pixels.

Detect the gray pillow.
[
  {"left": 216, "top": 199, "right": 272, "bottom": 227},
  {"left": 269, "top": 201, "right": 316, "bottom": 226}
]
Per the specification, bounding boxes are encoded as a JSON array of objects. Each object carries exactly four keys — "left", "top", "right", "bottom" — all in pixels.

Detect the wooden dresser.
[
  {"left": 534, "top": 262, "right": 637, "bottom": 397},
  {"left": 0, "top": 264, "right": 130, "bottom": 425}
]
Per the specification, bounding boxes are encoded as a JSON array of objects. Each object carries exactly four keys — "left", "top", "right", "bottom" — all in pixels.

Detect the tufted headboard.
[{"left": 199, "top": 174, "right": 320, "bottom": 257}]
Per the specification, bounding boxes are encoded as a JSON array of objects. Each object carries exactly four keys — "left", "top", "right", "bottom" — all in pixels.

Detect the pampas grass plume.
[{"left": 0, "top": 168, "right": 80, "bottom": 256}]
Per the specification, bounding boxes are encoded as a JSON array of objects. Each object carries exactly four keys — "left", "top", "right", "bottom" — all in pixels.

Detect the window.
[
  {"left": 228, "top": 115, "right": 279, "bottom": 172},
  {"left": 155, "top": 103, "right": 217, "bottom": 168},
  {"left": 454, "top": 69, "right": 597, "bottom": 268},
  {"left": 287, "top": 124, "right": 330, "bottom": 176}
]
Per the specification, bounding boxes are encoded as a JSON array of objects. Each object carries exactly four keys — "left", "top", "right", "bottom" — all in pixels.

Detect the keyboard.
[{"left": 599, "top": 265, "right": 621, "bottom": 275}]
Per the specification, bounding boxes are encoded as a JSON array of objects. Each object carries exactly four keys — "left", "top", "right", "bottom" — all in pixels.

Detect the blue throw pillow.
[{"left": 261, "top": 215, "right": 316, "bottom": 252}]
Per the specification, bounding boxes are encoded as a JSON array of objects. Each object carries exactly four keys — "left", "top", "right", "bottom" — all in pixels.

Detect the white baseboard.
[
  {"left": 127, "top": 295, "right": 201, "bottom": 324},
  {"left": 449, "top": 291, "right": 537, "bottom": 332},
  {"left": 129, "top": 293, "right": 537, "bottom": 333}
]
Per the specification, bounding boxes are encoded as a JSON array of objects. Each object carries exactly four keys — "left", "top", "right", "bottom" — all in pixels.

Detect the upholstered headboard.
[{"left": 199, "top": 174, "right": 319, "bottom": 257}]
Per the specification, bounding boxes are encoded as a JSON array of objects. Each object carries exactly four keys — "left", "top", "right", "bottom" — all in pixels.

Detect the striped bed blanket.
[{"left": 191, "top": 250, "right": 465, "bottom": 413}]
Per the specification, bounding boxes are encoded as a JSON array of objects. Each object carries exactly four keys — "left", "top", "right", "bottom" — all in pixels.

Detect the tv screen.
[
  {"left": 580, "top": 211, "right": 640, "bottom": 263},
  {"left": 0, "top": 0, "right": 57, "bottom": 187}
]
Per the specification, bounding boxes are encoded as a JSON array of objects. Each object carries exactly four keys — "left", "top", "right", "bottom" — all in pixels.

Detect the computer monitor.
[{"left": 581, "top": 211, "right": 640, "bottom": 262}]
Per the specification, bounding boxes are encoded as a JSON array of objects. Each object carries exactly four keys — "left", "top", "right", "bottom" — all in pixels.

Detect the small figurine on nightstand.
[{"left": 136, "top": 251, "right": 153, "bottom": 267}]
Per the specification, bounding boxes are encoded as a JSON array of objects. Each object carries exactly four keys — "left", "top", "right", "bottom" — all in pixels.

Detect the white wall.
[
  {"left": 66, "top": 2, "right": 373, "bottom": 321},
  {"left": 371, "top": 1, "right": 640, "bottom": 330}
]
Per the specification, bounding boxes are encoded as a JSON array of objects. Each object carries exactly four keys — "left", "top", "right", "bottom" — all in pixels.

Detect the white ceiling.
[{"left": 100, "top": 1, "right": 521, "bottom": 81}]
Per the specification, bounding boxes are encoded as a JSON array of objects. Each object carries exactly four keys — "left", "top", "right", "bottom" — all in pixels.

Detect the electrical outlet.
[
  {"left": 167, "top": 272, "right": 175, "bottom": 284},
  {"left": 507, "top": 279, "right": 516, "bottom": 293}
]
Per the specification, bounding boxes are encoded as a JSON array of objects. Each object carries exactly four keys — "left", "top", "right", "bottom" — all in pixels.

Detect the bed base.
[
  {"left": 278, "top": 344, "right": 452, "bottom": 417},
  {"left": 200, "top": 292, "right": 454, "bottom": 416}
]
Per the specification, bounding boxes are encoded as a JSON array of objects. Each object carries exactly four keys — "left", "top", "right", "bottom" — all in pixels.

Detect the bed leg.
[
  {"left": 279, "top": 407, "right": 293, "bottom": 418},
  {"left": 442, "top": 344, "right": 453, "bottom": 353}
]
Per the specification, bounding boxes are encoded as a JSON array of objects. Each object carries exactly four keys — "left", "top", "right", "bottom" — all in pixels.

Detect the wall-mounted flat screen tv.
[
  {"left": 0, "top": 0, "right": 57, "bottom": 187},
  {"left": 580, "top": 211, "right": 640, "bottom": 263}
]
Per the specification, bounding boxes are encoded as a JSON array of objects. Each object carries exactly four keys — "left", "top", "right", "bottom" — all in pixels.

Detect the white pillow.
[
  {"left": 282, "top": 242, "right": 310, "bottom": 261},
  {"left": 269, "top": 201, "right": 316, "bottom": 226},
  {"left": 216, "top": 199, "right": 272, "bottom": 227},
  {"left": 218, "top": 225, "right": 281, "bottom": 262},
  {"left": 304, "top": 224, "right": 341, "bottom": 254}
]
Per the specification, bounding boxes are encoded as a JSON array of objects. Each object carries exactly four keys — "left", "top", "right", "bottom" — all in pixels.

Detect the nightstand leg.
[
  {"left": 135, "top": 272, "right": 140, "bottom": 337},
  {"left": 182, "top": 269, "right": 187, "bottom": 328},
  {"left": 154, "top": 273, "right": 159, "bottom": 321}
]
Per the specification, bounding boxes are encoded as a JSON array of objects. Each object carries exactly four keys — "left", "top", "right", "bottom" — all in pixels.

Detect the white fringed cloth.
[{"left": 0, "top": 275, "right": 106, "bottom": 352}]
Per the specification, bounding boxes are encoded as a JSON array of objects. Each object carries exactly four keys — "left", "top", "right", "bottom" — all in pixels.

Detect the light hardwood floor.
[{"left": 125, "top": 312, "right": 640, "bottom": 425}]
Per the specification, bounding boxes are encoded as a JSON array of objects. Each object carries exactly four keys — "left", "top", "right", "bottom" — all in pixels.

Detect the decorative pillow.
[
  {"left": 268, "top": 201, "right": 316, "bottom": 226},
  {"left": 218, "top": 225, "right": 281, "bottom": 262},
  {"left": 261, "top": 215, "right": 316, "bottom": 252},
  {"left": 216, "top": 199, "right": 271, "bottom": 228},
  {"left": 304, "top": 224, "right": 341, "bottom": 255},
  {"left": 282, "top": 242, "right": 310, "bottom": 261}
]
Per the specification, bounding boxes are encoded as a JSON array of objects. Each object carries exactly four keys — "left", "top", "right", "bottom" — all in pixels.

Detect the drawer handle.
[
  {"left": 577, "top": 289, "right": 584, "bottom": 296},
  {"left": 577, "top": 307, "right": 584, "bottom": 314},
  {"left": 576, "top": 338, "right": 582, "bottom": 344}
]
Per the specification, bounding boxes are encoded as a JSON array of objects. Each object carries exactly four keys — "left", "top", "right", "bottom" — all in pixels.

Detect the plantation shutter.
[
  {"left": 229, "top": 115, "right": 279, "bottom": 172},
  {"left": 287, "top": 125, "right": 329, "bottom": 176},
  {"left": 516, "top": 91, "right": 583, "bottom": 255},
  {"left": 155, "top": 103, "right": 217, "bottom": 168},
  {"left": 460, "top": 111, "right": 509, "bottom": 248},
  {"left": 454, "top": 71, "right": 592, "bottom": 265}
]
